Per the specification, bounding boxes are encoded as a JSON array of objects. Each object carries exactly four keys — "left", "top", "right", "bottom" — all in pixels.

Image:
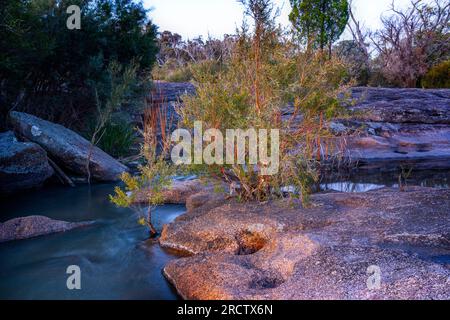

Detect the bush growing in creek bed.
[
  {"left": 177, "top": 0, "right": 351, "bottom": 203},
  {"left": 110, "top": 0, "right": 351, "bottom": 236}
]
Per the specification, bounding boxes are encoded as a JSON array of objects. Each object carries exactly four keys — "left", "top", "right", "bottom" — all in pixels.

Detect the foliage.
[
  {"left": 345, "top": 0, "right": 449, "bottom": 88},
  {"left": 110, "top": 159, "right": 173, "bottom": 209},
  {"left": 152, "top": 30, "right": 235, "bottom": 82},
  {"left": 289, "top": 0, "right": 349, "bottom": 55},
  {"left": 152, "top": 59, "right": 225, "bottom": 83},
  {"left": 0, "top": 0, "right": 158, "bottom": 130},
  {"left": 156, "top": 31, "right": 236, "bottom": 66},
  {"left": 110, "top": 154, "right": 173, "bottom": 237},
  {"left": 85, "top": 61, "right": 139, "bottom": 182},
  {"left": 421, "top": 60, "right": 450, "bottom": 89},
  {"left": 152, "top": 63, "right": 193, "bottom": 82},
  {"left": 370, "top": 0, "right": 449, "bottom": 87},
  {"left": 177, "top": 0, "right": 349, "bottom": 203},
  {"left": 110, "top": 86, "right": 176, "bottom": 237},
  {"left": 95, "top": 117, "right": 136, "bottom": 158},
  {"left": 110, "top": 143, "right": 174, "bottom": 237}
]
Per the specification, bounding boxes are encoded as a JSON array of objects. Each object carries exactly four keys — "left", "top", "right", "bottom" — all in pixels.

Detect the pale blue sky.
[{"left": 144, "top": 0, "right": 420, "bottom": 40}]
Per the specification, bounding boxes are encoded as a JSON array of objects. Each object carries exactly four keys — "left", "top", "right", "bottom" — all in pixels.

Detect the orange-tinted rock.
[
  {"left": 0, "top": 216, "right": 94, "bottom": 242},
  {"left": 162, "top": 187, "right": 450, "bottom": 300}
]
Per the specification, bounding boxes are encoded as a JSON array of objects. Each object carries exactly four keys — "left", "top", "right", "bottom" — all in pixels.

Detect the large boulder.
[
  {"left": 9, "top": 112, "right": 128, "bottom": 181},
  {"left": 0, "top": 131, "right": 53, "bottom": 194},
  {"left": 0, "top": 215, "right": 94, "bottom": 242},
  {"left": 161, "top": 187, "right": 450, "bottom": 300}
]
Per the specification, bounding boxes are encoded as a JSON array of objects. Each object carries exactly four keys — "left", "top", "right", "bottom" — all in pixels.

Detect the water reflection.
[
  {"left": 321, "top": 182, "right": 386, "bottom": 193},
  {"left": 319, "top": 169, "right": 450, "bottom": 193}
]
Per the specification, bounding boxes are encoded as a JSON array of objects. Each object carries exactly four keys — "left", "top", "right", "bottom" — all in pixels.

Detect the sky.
[{"left": 144, "top": 0, "right": 419, "bottom": 40}]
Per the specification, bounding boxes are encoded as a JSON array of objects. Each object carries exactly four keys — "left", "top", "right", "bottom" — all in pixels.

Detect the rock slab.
[
  {"left": 10, "top": 112, "right": 128, "bottom": 181},
  {"left": 161, "top": 187, "right": 450, "bottom": 300},
  {"left": 330, "top": 87, "right": 450, "bottom": 171}
]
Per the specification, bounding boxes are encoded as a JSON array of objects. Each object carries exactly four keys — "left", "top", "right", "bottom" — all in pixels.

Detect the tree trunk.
[{"left": 147, "top": 206, "right": 158, "bottom": 238}]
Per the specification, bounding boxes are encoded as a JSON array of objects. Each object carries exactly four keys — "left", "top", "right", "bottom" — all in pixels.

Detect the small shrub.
[
  {"left": 152, "top": 60, "right": 223, "bottom": 83},
  {"left": 422, "top": 60, "right": 450, "bottom": 89},
  {"left": 110, "top": 98, "right": 175, "bottom": 238},
  {"left": 97, "top": 118, "right": 136, "bottom": 158},
  {"left": 152, "top": 64, "right": 193, "bottom": 82}
]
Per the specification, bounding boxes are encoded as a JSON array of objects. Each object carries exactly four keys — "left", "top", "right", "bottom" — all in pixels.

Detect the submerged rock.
[
  {"left": 0, "top": 216, "right": 94, "bottom": 242},
  {"left": 10, "top": 112, "right": 128, "bottom": 182},
  {"left": 0, "top": 131, "right": 53, "bottom": 194},
  {"left": 161, "top": 187, "right": 450, "bottom": 300}
]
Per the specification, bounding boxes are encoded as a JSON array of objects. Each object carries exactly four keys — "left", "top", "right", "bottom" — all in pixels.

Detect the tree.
[
  {"left": 369, "top": 0, "right": 449, "bottom": 87},
  {"left": 0, "top": 0, "right": 158, "bottom": 130},
  {"left": 289, "top": 0, "right": 349, "bottom": 56}
]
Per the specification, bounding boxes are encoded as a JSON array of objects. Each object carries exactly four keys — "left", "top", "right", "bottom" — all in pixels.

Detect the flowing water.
[
  {"left": 0, "top": 184, "right": 185, "bottom": 300},
  {"left": 1, "top": 169, "right": 449, "bottom": 299}
]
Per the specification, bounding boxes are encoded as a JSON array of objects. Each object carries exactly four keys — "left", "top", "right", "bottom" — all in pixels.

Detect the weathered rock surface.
[
  {"left": 10, "top": 111, "right": 128, "bottom": 182},
  {"left": 0, "top": 215, "right": 94, "bottom": 242},
  {"left": 0, "top": 131, "right": 53, "bottom": 194},
  {"left": 161, "top": 187, "right": 450, "bottom": 300},
  {"left": 328, "top": 87, "right": 450, "bottom": 172},
  {"left": 343, "top": 124, "right": 450, "bottom": 172},
  {"left": 159, "top": 83, "right": 450, "bottom": 172}
]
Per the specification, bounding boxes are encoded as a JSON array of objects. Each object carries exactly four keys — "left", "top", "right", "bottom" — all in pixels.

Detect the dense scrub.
[
  {"left": 154, "top": 0, "right": 449, "bottom": 89},
  {"left": 0, "top": 0, "right": 158, "bottom": 131},
  {"left": 112, "top": 0, "right": 351, "bottom": 216},
  {"left": 422, "top": 60, "right": 450, "bottom": 89}
]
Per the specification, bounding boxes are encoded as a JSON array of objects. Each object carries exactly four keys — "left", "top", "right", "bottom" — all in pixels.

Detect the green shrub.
[
  {"left": 422, "top": 60, "right": 450, "bottom": 89},
  {"left": 152, "top": 64, "right": 192, "bottom": 82},
  {"left": 152, "top": 60, "right": 223, "bottom": 83},
  {"left": 178, "top": 3, "right": 350, "bottom": 203},
  {"left": 97, "top": 119, "right": 136, "bottom": 158}
]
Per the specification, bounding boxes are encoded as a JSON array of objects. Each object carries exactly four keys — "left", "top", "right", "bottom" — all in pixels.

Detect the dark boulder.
[
  {"left": 10, "top": 112, "right": 128, "bottom": 182},
  {"left": 0, "top": 131, "right": 53, "bottom": 194}
]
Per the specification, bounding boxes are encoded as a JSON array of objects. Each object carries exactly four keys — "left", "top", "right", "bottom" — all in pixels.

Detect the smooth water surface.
[
  {"left": 0, "top": 184, "right": 185, "bottom": 300},
  {"left": 320, "top": 169, "right": 450, "bottom": 193}
]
